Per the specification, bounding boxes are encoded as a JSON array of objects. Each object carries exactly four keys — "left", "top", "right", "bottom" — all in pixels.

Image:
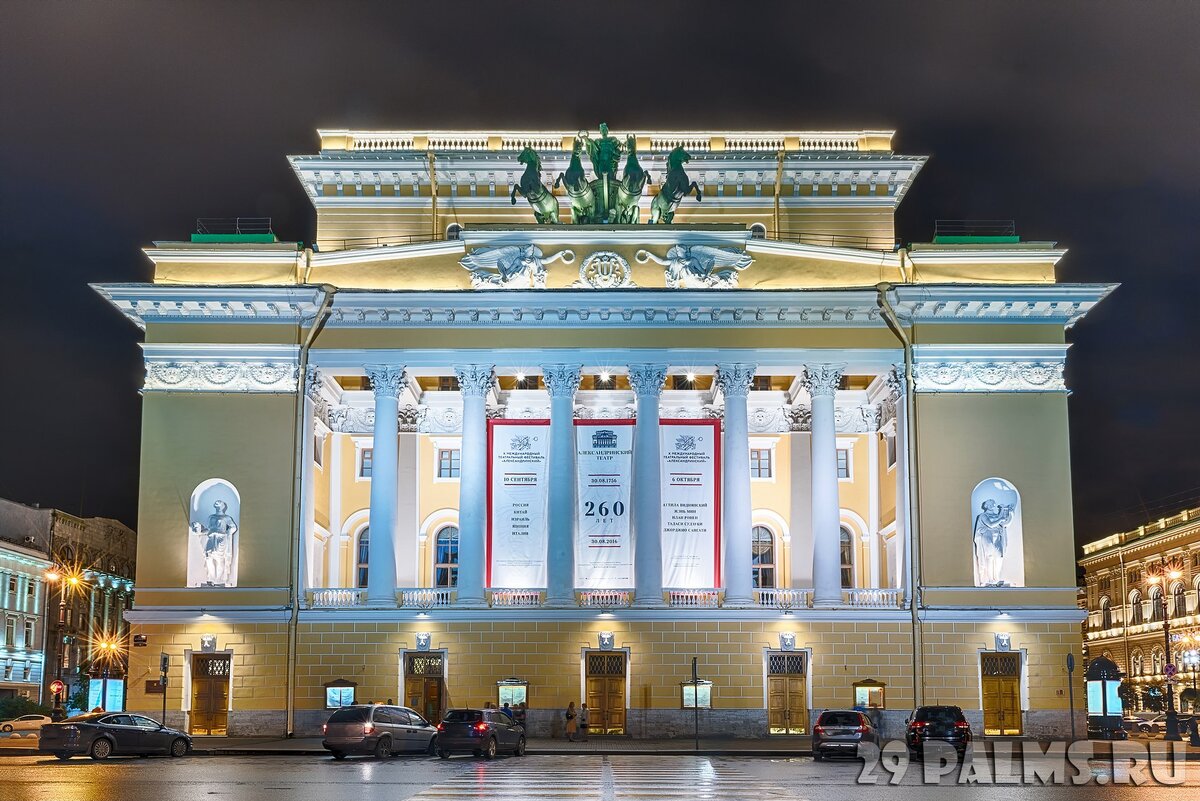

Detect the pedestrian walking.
[
  {"left": 565, "top": 701, "right": 578, "bottom": 742},
  {"left": 514, "top": 701, "right": 528, "bottom": 731},
  {"left": 578, "top": 703, "right": 590, "bottom": 741}
]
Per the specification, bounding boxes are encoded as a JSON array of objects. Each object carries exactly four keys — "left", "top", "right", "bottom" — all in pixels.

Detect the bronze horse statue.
[
  {"left": 650, "top": 146, "right": 702, "bottom": 224},
  {"left": 612, "top": 136, "right": 651, "bottom": 224},
  {"left": 554, "top": 138, "right": 597, "bottom": 224},
  {"left": 511, "top": 147, "right": 560, "bottom": 224}
]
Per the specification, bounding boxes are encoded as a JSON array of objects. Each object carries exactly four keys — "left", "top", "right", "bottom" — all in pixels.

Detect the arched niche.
[
  {"left": 970, "top": 477, "right": 1024, "bottom": 587},
  {"left": 187, "top": 478, "right": 241, "bottom": 588}
]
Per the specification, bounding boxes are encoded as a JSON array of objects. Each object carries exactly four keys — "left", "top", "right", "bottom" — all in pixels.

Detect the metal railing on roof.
[
  {"left": 195, "top": 217, "right": 273, "bottom": 235},
  {"left": 933, "top": 219, "right": 1016, "bottom": 238}
]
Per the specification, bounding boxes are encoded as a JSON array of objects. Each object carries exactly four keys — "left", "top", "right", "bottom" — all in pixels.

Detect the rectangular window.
[
  {"left": 23, "top": 620, "right": 34, "bottom": 647},
  {"left": 437, "top": 448, "right": 461, "bottom": 479},
  {"left": 359, "top": 447, "right": 373, "bottom": 478},
  {"left": 7, "top": 577, "right": 15, "bottom": 594},
  {"left": 750, "top": 448, "right": 773, "bottom": 479},
  {"left": 326, "top": 686, "right": 356, "bottom": 709},
  {"left": 885, "top": 434, "right": 897, "bottom": 468},
  {"left": 439, "top": 376, "right": 460, "bottom": 392},
  {"left": 836, "top": 448, "right": 851, "bottom": 479},
  {"left": 26, "top": 582, "right": 33, "bottom": 598},
  {"left": 752, "top": 375, "right": 771, "bottom": 392},
  {"left": 3, "top": 617, "right": 13, "bottom": 646}
]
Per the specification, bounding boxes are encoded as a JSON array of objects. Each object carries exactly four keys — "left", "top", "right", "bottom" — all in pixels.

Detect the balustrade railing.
[
  {"left": 398, "top": 588, "right": 455, "bottom": 609},
  {"left": 755, "top": 588, "right": 813, "bottom": 609},
  {"left": 578, "top": 590, "right": 633, "bottom": 608},
  {"left": 841, "top": 588, "right": 905, "bottom": 608},
  {"left": 308, "top": 588, "right": 366, "bottom": 608},
  {"left": 489, "top": 589, "right": 544, "bottom": 607},
  {"left": 668, "top": 589, "right": 722, "bottom": 608}
]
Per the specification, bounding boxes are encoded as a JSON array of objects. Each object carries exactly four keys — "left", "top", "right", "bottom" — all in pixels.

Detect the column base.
[
  {"left": 812, "top": 598, "right": 842, "bottom": 608},
  {"left": 364, "top": 599, "right": 398, "bottom": 609},
  {"left": 632, "top": 597, "right": 668, "bottom": 609},
  {"left": 722, "top": 597, "right": 755, "bottom": 609},
  {"left": 454, "top": 598, "right": 488, "bottom": 609}
]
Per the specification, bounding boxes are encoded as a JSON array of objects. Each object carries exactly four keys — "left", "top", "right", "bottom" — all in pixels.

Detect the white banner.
[
  {"left": 575, "top": 421, "right": 635, "bottom": 588},
  {"left": 488, "top": 420, "right": 550, "bottom": 588},
  {"left": 660, "top": 419, "right": 721, "bottom": 588}
]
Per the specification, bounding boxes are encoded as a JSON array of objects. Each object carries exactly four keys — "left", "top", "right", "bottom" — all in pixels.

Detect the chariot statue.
[{"left": 511, "top": 147, "right": 560, "bottom": 224}]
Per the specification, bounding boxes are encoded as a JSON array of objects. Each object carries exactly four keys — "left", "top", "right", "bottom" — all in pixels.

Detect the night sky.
[{"left": 2, "top": 2, "right": 1197, "bottom": 550}]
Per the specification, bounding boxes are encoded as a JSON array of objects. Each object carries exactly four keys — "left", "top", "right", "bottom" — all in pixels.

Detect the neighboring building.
[
  {"left": 0, "top": 498, "right": 136, "bottom": 706},
  {"left": 96, "top": 126, "right": 1113, "bottom": 738},
  {"left": 1081, "top": 506, "right": 1200, "bottom": 710},
  {"left": 0, "top": 502, "right": 52, "bottom": 701}
]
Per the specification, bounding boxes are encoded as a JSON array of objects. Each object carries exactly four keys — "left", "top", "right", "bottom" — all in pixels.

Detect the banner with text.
[
  {"left": 574, "top": 420, "right": 635, "bottom": 588},
  {"left": 487, "top": 420, "right": 550, "bottom": 588},
  {"left": 660, "top": 419, "right": 722, "bottom": 588}
]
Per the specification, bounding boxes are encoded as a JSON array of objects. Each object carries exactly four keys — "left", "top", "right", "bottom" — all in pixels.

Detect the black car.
[
  {"left": 321, "top": 704, "right": 439, "bottom": 759},
  {"left": 38, "top": 712, "right": 191, "bottom": 760},
  {"left": 436, "top": 708, "right": 525, "bottom": 759},
  {"left": 905, "top": 705, "right": 971, "bottom": 759}
]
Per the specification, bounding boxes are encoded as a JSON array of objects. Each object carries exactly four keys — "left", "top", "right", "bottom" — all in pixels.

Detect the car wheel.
[
  {"left": 438, "top": 748, "right": 451, "bottom": 760},
  {"left": 813, "top": 751, "right": 823, "bottom": 762},
  {"left": 427, "top": 737, "right": 438, "bottom": 756},
  {"left": 330, "top": 750, "right": 346, "bottom": 760},
  {"left": 515, "top": 736, "right": 526, "bottom": 757},
  {"left": 89, "top": 738, "right": 113, "bottom": 761},
  {"left": 55, "top": 752, "right": 72, "bottom": 760},
  {"left": 373, "top": 737, "right": 392, "bottom": 760},
  {"left": 1, "top": 724, "right": 12, "bottom": 733},
  {"left": 484, "top": 738, "right": 497, "bottom": 760},
  {"left": 170, "top": 738, "right": 189, "bottom": 758}
]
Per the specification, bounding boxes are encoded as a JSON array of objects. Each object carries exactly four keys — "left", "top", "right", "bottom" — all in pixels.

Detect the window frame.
[
  {"left": 434, "top": 525, "right": 460, "bottom": 589},
  {"left": 355, "top": 526, "right": 370, "bottom": 589},
  {"left": 749, "top": 448, "right": 773, "bottom": 480},
  {"left": 751, "top": 525, "right": 776, "bottom": 590},
  {"left": 836, "top": 448, "right": 852, "bottom": 480},
  {"left": 839, "top": 526, "right": 856, "bottom": 589}
]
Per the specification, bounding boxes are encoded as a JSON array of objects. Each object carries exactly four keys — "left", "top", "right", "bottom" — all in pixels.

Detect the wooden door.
[
  {"left": 190, "top": 655, "right": 230, "bottom": 736},
  {"left": 767, "top": 653, "right": 808, "bottom": 735},
  {"left": 981, "top": 653, "right": 1022, "bottom": 736},
  {"left": 405, "top": 653, "right": 445, "bottom": 723},
  {"left": 585, "top": 653, "right": 626, "bottom": 734}
]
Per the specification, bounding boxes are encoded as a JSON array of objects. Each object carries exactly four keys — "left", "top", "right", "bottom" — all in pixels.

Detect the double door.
[
  {"left": 767, "top": 652, "right": 808, "bottom": 735},
  {"left": 190, "top": 655, "right": 231, "bottom": 736},
  {"left": 981, "top": 652, "right": 1022, "bottom": 736},
  {"left": 585, "top": 652, "right": 627, "bottom": 735},
  {"left": 405, "top": 652, "right": 445, "bottom": 724}
]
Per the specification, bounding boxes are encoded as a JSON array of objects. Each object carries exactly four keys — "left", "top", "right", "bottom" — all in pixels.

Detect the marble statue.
[
  {"left": 636, "top": 245, "right": 754, "bottom": 288},
  {"left": 460, "top": 245, "right": 576, "bottom": 288},
  {"left": 191, "top": 500, "right": 238, "bottom": 586},
  {"left": 972, "top": 498, "right": 1015, "bottom": 587}
]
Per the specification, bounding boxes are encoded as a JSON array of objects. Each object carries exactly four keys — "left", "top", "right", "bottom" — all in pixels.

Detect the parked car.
[
  {"left": 0, "top": 714, "right": 51, "bottom": 733},
  {"left": 38, "top": 712, "right": 190, "bottom": 760},
  {"left": 435, "top": 708, "right": 525, "bottom": 759},
  {"left": 322, "top": 704, "right": 439, "bottom": 760},
  {"left": 905, "top": 705, "right": 971, "bottom": 759},
  {"left": 812, "top": 709, "right": 880, "bottom": 761}
]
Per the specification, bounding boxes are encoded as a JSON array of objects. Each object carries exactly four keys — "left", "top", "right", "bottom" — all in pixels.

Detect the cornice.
[
  {"left": 92, "top": 284, "right": 326, "bottom": 330},
  {"left": 891, "top": 283, "right": 1117, "bottom": 328}
]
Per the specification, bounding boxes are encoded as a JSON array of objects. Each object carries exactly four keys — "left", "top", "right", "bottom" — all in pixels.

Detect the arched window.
[
  {"left": 751, "top": 526, "right": 775, "bottom": 589},
  {"left": 1149, "top": 586, "right": 1165, "bottom": 622},
  {"left": 445, "top": 223, "right": 462, "bottom": 241},
  {"left": 749, "top": 223, "right": 767, "bottom": 240},
  {"left": 1099, "top": 596, "right": 1112, "bottom": 630},
  {"left": 1132, "top": 650, "right": 1144, "bottom": 676},
  {"left": 1172, "top": 582, "right": 1187, "bottom": 618},
  {"left": 356, "top": 527, "right": 370, "bottom": 589},
  {"left": 1129, "top": 589, "right": 1144, "bottom": 625},
  {"left": 434, "top": 526, "right": 459, "bottom": 588},
  {"left": 839, "top": 526, "right": 855, "bottom": 589},
  {"left": 1152, "top": 648, "right": 1165, "bottom": 676}
]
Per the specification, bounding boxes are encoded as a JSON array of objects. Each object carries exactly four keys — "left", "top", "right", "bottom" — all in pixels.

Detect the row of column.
[{"left": 350, "top": 361, "right": 882, "bottom": 607}]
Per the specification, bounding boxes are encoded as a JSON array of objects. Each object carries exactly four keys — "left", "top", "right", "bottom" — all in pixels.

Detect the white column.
[
  {"left": 867, "top": 409, "right": 882, "bottom": 589},
  {"left": 299, "top": 367, "right": 321, "bottom": 594},
  {"left": 629, "top": 364, "right": 668, "bottom": 607},
  {"left": 327, "top": 432, "right": 343, "bottom": 587},
  {"left": 804, "top": 363, "right": 845, "bottom": 607},
  {"left": 364, "top": 364, "right": 406, "bottom": 606},
  {"left": 455, "top": 365, "right": 494, "bottom": 606},
  {"left": 395, "top": 431, "right": 420, "bottom": 587},
  {"left": 716, "top": 363, "right": 756, "bottom": 606},
  {"left": 543, "top": 364, "right": 581, "bottom": 606},
  {"left": 890, "top": 365, "right": 910, "bottom": 592}
]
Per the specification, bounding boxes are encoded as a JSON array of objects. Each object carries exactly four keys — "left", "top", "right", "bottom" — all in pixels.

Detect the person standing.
[
  {"left": 514, "top": 702, "right": 527, "bottom": 731},
  {"left": 578, "top": 703, "right": 590, "bottom": 741},
  {"left": 565, "top": 701, "right": 578, "bottom": 742}
]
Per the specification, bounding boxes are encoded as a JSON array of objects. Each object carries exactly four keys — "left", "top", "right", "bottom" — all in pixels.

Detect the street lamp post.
[
  {"left": 44, "top": 567, "right": 85, "bottom": 722},
  {"left": 1147, "top": 557, "right": 1184, "bottom": 742}
]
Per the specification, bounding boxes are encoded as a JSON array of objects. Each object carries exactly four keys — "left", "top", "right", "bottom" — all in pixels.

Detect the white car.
[{"left": 1, "top": 714, "right": 52, "bottom": 733}]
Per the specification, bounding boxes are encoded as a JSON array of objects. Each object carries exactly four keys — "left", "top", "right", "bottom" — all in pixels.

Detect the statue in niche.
[
  {"left": 972, "top": 498, "right": 1015, "bottom": 587},
  {"left": 191, "top": 500, "right": 238, "bottom": 586}
]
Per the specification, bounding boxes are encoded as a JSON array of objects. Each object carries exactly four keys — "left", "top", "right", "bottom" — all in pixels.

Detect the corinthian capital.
[
  {"left": 886, "top": 363, "right": 906, "bottom": 401},
  {"left": 541, "top": 364, "right": 582, "bottom": 398},
  {"left": 364, "top": 364, "right": 407, "bottom": 399},
  {"left": 801, "top": 363, "right": 845, "bottom": 399},
  {"left": 304, "top": 365, "right": 324, "bottom": 400},
  {"left": 715, "top": 363, "right": 756, "bottom": 398},
  {"left": 455, "top": 364, "right": 495, "bottom": 398},
  {"left": 627, "top": 364, "right": 668, "bottom": 398}
]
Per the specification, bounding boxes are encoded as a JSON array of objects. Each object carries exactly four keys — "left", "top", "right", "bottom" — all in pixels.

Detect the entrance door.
[
  {"left": 767, "top": 653, "right": 808, "bottom": 734},
  {"left": 585, "top": 652, "right": 626, "bottom": 735},
  {"left": 981, "top": 652, "right": 1022, "bottom": 736},
  {"left": 190, "top": 654, "right": 231, "bottom": 736},
  {"left": 404, "top": 652, "right": 445, "bottom": 724}
]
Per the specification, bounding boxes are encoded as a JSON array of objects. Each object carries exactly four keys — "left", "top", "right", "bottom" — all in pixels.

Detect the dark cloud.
[{"left": 1, "top": 1, "right": 1196, "bottom": 547}]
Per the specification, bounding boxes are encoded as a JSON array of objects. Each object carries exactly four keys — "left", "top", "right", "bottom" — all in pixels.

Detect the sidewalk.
[{"left": 187, "top": 736, "right": 813, "bottom": 756}]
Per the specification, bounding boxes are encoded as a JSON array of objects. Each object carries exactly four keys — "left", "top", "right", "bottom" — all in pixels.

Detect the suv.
[
  {"left": 436, "top": 709, "right": 525, "bottom": 759},
  {"left": 905, "top": 705, "right": 971, "bottom": 759},
  {"left": 321, "top": 705, "right": 438, "bottom": 760},
  {"left": 812, "top": 709, "right": 880, "bottom": 761}
]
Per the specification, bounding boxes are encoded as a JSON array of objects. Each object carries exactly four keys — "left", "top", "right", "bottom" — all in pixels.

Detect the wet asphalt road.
[{"left": 2, "top": 753, "right": 1200, "bottom": 800}]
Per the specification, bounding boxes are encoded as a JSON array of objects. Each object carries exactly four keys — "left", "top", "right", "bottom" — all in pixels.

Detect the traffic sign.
[
  {"left": 1166, "top": 663, "right": 1178, "bottom": 678},
  {"left": 49, "top": 679, "right": 65, "bottom": 696}
]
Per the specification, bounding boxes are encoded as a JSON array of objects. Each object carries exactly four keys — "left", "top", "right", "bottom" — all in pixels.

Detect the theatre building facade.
[{"left": 97, "top": 126, "right": 1112, "bottom": 737}]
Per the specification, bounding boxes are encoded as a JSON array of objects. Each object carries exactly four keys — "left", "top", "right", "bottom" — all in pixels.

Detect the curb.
[{"left": 188, "top": 747, "right": 812, "bottom": 757}]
